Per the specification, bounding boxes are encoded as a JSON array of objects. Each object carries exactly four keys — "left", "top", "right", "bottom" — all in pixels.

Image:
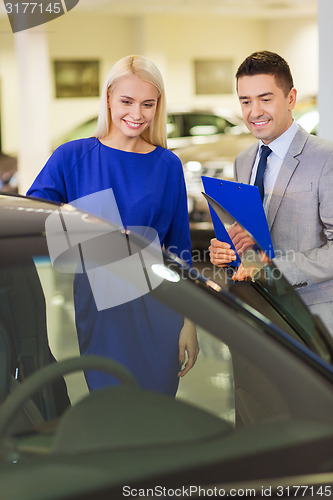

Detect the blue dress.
[{"left": 27, "top": 138, "right": 192, "bottom": 395}]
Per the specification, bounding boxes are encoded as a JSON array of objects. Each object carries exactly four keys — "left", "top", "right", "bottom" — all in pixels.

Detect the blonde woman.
[{"left": 28, "top": 55, "right": 199, "bottom": 396}]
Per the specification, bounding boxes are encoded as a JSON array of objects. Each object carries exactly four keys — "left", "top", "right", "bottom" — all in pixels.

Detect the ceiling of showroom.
[
  {"left": 0, "top": 0, "right": 317, "bottom": 19},
  {"left": 74, "top": 0, "right": 317, "bottom": 18}
]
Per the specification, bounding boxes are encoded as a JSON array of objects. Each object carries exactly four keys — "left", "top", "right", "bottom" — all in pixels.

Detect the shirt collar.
[{"left": 258, "top": 120, "right": 299, "bottom": 160}]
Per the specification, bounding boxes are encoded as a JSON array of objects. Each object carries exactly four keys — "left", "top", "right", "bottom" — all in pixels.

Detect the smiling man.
[
  {"left": 237, "top": 73, "right": 296, "bottom": 145},
  {"left": 209, "top": 51, "right": 333, "bottom": 337}
]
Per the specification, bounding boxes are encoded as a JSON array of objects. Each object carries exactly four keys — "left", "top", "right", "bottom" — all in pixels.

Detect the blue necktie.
[{"left": 254, "top": 145, "right": 272, "bottom": 201}]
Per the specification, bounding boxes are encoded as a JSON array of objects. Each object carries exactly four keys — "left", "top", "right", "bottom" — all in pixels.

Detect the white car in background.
[{"left": 54, "top": 108, "right": 255, "bottom": 248}]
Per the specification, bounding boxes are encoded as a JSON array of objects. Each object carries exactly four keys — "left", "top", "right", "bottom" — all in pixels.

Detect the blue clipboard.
[{"left": 201, "top": 176, "right": 275, "bottom": 267}]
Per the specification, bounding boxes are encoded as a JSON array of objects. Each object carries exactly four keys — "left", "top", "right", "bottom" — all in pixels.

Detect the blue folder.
[{"left": 201, "top": 176, "right": 275, "bottom": 267}]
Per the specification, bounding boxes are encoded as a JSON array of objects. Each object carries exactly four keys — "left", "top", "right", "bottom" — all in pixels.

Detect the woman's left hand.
[{"left": 178, "top": 318, "right": 199, "bottom": 377}]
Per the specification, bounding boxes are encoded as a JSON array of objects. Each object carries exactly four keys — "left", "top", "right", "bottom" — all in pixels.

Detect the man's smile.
[{"left": 251, "top": 119, "right": 270, "bottom": 127}]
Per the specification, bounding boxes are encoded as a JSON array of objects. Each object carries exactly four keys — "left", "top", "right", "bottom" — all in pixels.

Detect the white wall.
[
  {"left": 139, "top": 14, "right": 266, "bottom": 114},
  {"left": 48, "top": 13, "right": 138, "bottom": 141},
  {"left": 267, "top": 18, "right": 318, "bottom": 99},
  {"left": 0, "top": 16, "right": 19, "bottom": 154}
]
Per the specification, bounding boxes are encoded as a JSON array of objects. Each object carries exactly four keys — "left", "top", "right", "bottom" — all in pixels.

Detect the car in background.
[
  {"left": 167, "top": 110, "right": 255, "bottom": 248},
  {"left": 5, "top": 102, "right": 319, "bottom": 245},
  {"left": 0, "top": 152, "right": 18, "bottom": 193},
  {"left": 53, "top": 108, "right": 255, "bottom": 248},
  {"left": 294, "top": 95, "right": 318, "bottom": 135},
  {"left": 53, "top": 107, "right": 248, "bottom": 151},
  {"left": 0, "top": 193, "right": 332, "bottom": 499},
  {"left": 166, "top": 107, "right": 248, "bottom": 149},
  {"left": 176, "top": 132, "right": 256, "bottom": 247}
]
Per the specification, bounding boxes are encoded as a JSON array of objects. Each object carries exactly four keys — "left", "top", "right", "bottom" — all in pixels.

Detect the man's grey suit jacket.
[{"left": 234, "top": 125, "right": 333, "bottom": 308}]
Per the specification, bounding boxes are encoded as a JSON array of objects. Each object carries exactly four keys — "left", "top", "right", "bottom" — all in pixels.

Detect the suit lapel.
[
  {"left": 236, "top": 144, "right": 257, "bottom": 183},
  {"left": 267, "top": 127, "right": 309, "bottom": 229}
]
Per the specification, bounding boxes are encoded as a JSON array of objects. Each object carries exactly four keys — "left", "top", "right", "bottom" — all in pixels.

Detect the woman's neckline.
[{"left": 96, "top": 138, "right": 158, "bottom": 155}]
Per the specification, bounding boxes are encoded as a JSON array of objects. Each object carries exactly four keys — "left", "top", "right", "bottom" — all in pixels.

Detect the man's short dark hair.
[{"left": 235, "top": 51, "right": 294, "bottom": 96}]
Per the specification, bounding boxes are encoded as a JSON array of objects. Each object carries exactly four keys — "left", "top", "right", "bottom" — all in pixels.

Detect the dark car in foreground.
[{"left": 0, "top": 193, "right": 332, "bottom": 500}]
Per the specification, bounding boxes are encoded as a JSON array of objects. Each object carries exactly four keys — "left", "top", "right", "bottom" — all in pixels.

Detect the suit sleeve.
[{"left": 273, "top": 152, "right": 333, "bottom": 287}]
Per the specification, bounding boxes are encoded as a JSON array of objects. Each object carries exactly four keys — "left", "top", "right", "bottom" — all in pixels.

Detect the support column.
[
  {"left": 14, "top": 28, "right": 51, "bottom": 194},
  {"left": 318, "top": 0, "right": 333, "bottom": 141}
]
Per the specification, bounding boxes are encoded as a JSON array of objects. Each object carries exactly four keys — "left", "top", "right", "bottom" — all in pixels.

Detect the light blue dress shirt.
[{"left": 250, "top": 120, "right": 299, "bottom": 212}]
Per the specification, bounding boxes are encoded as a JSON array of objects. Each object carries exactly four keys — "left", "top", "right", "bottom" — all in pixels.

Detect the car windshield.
[
  {"left": 251, "top": 263, "right": 333, "bottom": 360},
  {"left": 213, "top": 259, "right": 333, "bottom": 364},
  {"left": 0, "top": 195, "right": 333, "bottom": 499},
  {"left": 200, "top": 186, "right": 333, "bottom": 365}
]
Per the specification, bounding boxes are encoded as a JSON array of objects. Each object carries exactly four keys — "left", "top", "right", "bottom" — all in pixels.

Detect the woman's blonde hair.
[{"left": 94, "top": 54, "right": 167, "bottom": 148}]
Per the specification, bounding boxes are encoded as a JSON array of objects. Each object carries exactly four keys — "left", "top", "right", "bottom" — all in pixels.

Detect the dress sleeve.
[
  {"left": 26, "top": 146, "right": 68, "bottom": 203},
  {"left": 164, "top": 156, "right": 192, "bottom": 266}
]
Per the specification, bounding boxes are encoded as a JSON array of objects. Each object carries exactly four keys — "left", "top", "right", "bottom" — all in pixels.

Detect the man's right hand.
[{"left": 209, "top": 238, "right": 237, "bottom": 267}]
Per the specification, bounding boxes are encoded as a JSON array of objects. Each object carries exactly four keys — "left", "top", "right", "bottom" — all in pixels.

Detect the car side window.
[
  {"left": 35, "top": 259, "right": 89, "bottom": 404},
  {"left": 36, "top": 258, "right": 237, "bottom": 423},
  {"left": 185, "top": 113, "right": 231, "bottom": 137},
  {"left": 167, "top": 114, "right": 183, "bottom": 138},
  {"left": 177, "top": 325, "right": 235, "bottom": 425}
]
